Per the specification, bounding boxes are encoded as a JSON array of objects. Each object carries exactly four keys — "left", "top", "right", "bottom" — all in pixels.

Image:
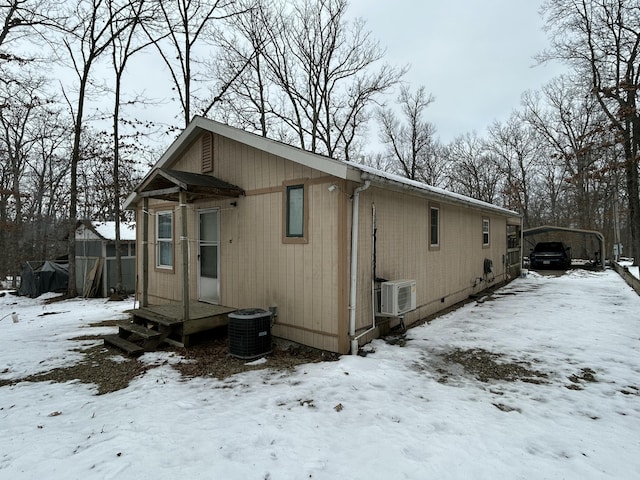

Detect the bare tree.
[
  {"left": 26, "top": 108, "right": 71, "bottom": 263},
  {"left": 377, "top": 85, "right": 445, "bottom": 185},
  {"left": 56, "top": 0, "right": 137, "bottom": 297},
  {"left": 1, "top": 0, "right": 32, "bottom": 62},
  {"left": 541, "top": 0, "right": 640, "bottom": 261},
  {"left": 108, "top": 0, "right": 154, "bottom": 294},
  {"left": 0, "top": 0, "right": 64, "bottom": 65},
  {"left": 142, "top": 0, "right": 249, "bottom": 128},
  {"left": 215, "top": 0, "right": 274, "bottom": 135},
  {"left": 444, "top": 132, "right": 501, "bottom": 203},
  {"left": 521, "top": 76, "right": 612, "bottom": 236},
  {"left": 0, "top": 73, "right": 48, "bottom": 277},
  {"left": 257, "top": 0, "right": 404, "bottom": 160},
  {"left": 212, "top": 0, "right": 405, "bottom": 159},
  {"left": 0, "top": 70, "right": 71, "bottom": 281},
  {"left": 486, "top": 114, "right": 544, "bottom": 228},
  {"left": 77, "top": 128, "right": 141, "bottom": 221}
]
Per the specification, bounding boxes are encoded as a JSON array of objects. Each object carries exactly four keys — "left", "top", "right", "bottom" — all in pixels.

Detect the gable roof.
[
  {"left": 76, "top": 220, "right": 136, "bottom": 241},
  {"left": 147, "top": 116, "right": 361, "bottom": 181},
  {"left": 137, "top": 168, "right": 244, "bottom": 203},
  {"left": 125, "top": 116, "right": 520, "bottom": 220}
]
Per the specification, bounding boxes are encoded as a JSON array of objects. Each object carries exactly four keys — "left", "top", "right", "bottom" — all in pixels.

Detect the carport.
[{"left": 523, "top": 225, "right": 605, "bottom": 269}]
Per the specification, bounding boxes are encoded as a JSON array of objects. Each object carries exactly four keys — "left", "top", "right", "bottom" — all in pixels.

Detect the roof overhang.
[
  {"left": 136, "top": 168, "right": 245, "bottom": 203},
  {"left": 523, "top": 225, "right": 605, "bottom": 243},
  {"left": 123, "top": 116, "right": 521, "bottom": 221},
  {"left": 124, "top": 116, "right": 361, "bottom": 209},
  {"left": 152, "top": 116, "right": 363, "bottom": 182},
  {"left": 357, "top": 169, "right": 521, "bottom": 222}
]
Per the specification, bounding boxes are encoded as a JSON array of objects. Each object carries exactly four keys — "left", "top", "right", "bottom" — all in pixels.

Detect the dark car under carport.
[{"left": 529, "top": 242, "right": 572, "bottom": 269}]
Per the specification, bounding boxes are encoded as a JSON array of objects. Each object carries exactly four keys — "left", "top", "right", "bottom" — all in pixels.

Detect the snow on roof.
[
  {"left": 89, "top": 221, "right": 136, "bottom": 241},
  {"left": 346, "top": 161, "right": 520, "bottom": 218}
]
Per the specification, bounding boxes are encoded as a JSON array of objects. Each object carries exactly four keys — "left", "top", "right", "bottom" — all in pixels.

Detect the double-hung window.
[
  {"left": 482, "top": 218, "right": 490, "bottom": 247},
  {"left": 157, "top": 211, "right": 173, "bottom": 268}
]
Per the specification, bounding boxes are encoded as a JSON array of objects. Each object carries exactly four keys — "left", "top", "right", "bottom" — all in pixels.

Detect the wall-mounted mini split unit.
[{"left": 380, "top": 280, "right": 417, "bottom": 316}]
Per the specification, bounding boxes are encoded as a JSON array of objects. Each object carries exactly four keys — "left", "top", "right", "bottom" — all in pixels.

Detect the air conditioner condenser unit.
[{"left": 380, "top": 280, "right": 417, "bottom": 316}]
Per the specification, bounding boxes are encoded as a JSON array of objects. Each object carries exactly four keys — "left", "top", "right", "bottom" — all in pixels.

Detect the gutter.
[
  {"left": 359, "top": 171, "right": 519, "bottom": 220},
  {"left": 349, "top": 180, "right": 371, "bottom": 354}
]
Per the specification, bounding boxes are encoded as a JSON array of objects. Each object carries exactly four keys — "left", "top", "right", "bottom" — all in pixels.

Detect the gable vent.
[{"left": 201, "top": 132, "right": 213, "bottom": 173}]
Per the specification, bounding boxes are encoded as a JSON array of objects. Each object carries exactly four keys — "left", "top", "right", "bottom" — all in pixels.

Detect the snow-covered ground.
[
  {"left": 1, "top": 269, "right": 639, "bottom": 480},
  {"left": 619, "top": 258, "right": 639, "bottom": 280}
]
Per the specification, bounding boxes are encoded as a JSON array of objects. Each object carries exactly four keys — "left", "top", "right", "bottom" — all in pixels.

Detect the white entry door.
[{"left": 198, "top": 209, "right": 220, "bottom": 304}]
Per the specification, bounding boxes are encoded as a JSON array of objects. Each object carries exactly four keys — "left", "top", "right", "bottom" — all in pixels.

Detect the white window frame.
[
  {"left": 156, "top": 211, "right": 174, "bottom": 269},
  {"left": 482, "top": 218, "right": 490, "bottom": 247}
]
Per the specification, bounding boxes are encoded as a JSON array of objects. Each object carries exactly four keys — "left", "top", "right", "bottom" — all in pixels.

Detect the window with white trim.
[
  {"left": 157, "top": 211, "right": 173, "bottom": 268},
  {"left": 482, "top": 218, "right": 490, "bottom": 246}
]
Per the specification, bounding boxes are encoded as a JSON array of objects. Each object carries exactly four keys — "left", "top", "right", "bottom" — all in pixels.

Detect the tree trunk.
[
  {"left": 67, "top": 68, "right": 90, "bottom": 298},
  {"left": 113, "top": 73, "right": 123, "bottom": 294},
  {"left": 626, "top": 121, "right": 640, "bottom": 264}
]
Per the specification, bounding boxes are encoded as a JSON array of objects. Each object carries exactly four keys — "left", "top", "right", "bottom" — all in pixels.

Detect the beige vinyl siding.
[
  {"left": 215, "top": 183, "right": 341, "bottom": 352},
  {"left": 352, "top": 187, "right": 426, "bottom": 332},
  {"left": 352, "top": 186, "right": 508, "bottom": 333},
  {"left": 141, "top": 132, "right": 344, "bottom": 352},
  {"left": 136, "top": 199, "right": 183, "bottom": 305},
  {"left": 136, "top": 128, "right": 514, "bottom": 353}
]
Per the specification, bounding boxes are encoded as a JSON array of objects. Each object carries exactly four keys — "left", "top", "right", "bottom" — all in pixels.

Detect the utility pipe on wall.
[
  {"left": 371, "top": 202, "right": 377, "bottom": 328},
  {"left": 349, "top": 180, "right": 371, "bottom": 355},
  {"left": 351, "top": 203, "right": 380, "bottom": 350}
]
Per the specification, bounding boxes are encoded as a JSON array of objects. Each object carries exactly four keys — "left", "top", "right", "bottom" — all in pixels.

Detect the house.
[
  {"left": 122, "top": 116, "right": 521, "bottom": 354},
  {"left": 75, "top": 220, "right": 136, "bottom": 297}
]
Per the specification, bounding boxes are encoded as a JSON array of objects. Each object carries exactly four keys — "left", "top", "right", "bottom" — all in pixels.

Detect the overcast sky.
[{"left": 348, "top": 0, "right": 566, "bottom": 143}]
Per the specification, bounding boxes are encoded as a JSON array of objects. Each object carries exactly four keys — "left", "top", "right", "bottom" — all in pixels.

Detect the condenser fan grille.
[{"left": 397, "top": 285, "right": 412, "bottom": 311}]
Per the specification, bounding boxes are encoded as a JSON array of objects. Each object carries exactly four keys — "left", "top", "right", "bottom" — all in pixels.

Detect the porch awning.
[{"left": 137, "top": 168, "right": 245, "bottom": 202}]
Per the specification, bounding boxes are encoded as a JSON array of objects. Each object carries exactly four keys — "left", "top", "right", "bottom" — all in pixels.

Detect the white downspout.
[
  {"left": 350, "top": 202, "right": 380, "bottom": 350},
  {"left": 349, "top": 180, "right": 371, "bottom": 354}
]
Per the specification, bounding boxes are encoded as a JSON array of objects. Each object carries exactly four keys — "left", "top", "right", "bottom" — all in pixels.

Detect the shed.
[
  {"left": 121, "top": 117, "right": 522, "bottom": 354},
  {"left": 75, "top": 220, "right": 136, "bottom": 297}
]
